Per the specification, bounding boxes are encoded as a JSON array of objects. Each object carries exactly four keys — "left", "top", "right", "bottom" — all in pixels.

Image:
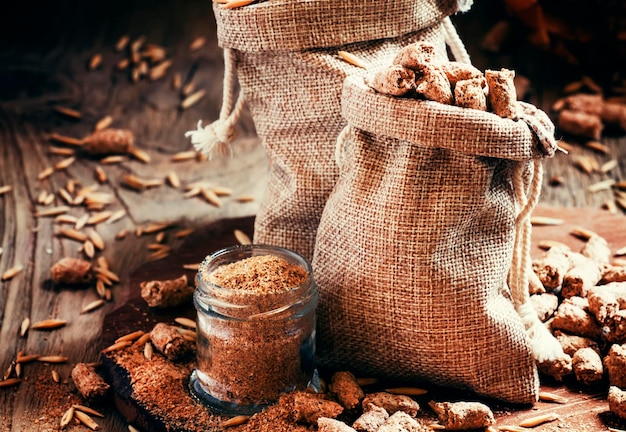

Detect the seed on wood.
[
  {"left": 31, "top": 319, "right": 67, "bottom": 330},
  {"left": 236, "top": 195, "right": 255, "bottom": 203},
  {"left": 73, "top": 404, "right": 105, "bottom": 418},
  {"left": 183, "top": 187, "right": 201, "bottom": 198},
  {"left": 530, "top": 216, "right": 564, "bottom": 226},
  {"left": 175, "top": 317, "right": 197, "bottom": 329},
  {"left": 147, "top": 243, "right": 171, "bottom": 252},
  {"left": 189, "top": 36, "right": 206, "bottom": 51},
  {"left": 54, "top": 156, "right": 76, "bottom": 171},
  {"left": 220, "top": 415, "right": 250, "bottom": 428},
  {"left": 47, "top": 132, "right": 84, "bottom": 146},
  {"left": 52, "top": 106, "right": 82, "bottom": 120},
  {"left": 537, "top": 240, "right": 570, "bottom": 250},
  {"left": 234, "top": 229, "right": 251, "bottom": 245},
  {"left": 52, "top": 370, "right": 60, "bottom": 383},
  {"left": 74, "top": 214, "right": 88, "bottom": 231},
  {"left": 586, "top": 140, "right": 611, "bottom": 154},
  {"left": 147, "top": 249, "right": 170, "bottom": 261},
  {"left": 573, "top": 155, "right": 598, "bottom": 174},
  {"left": 49, "top": 147, "right": 76, "bottom": 156},
  {"left": 94, "top": 115, "right": 113, "bottom": 132},
  {"left": 202, "top": 188, "right": 222, "bottom": 207},
  {"left": 38, "top": 167, "right": 55, "bottom": 180},
  {"left": 143, "top": 221, "right": 173, "bottom": 234},
  {"left": 81, "top": 299, "right": 105, "bottom": 314},
  {"left": 383, "top": 386, "right": 428, "bottom": 396},
  {"left": 166, "top": 171, "right": 180, "bottom": 188},
  {"left": 87, "top": 211, "right": 113, "bottom": 225},
  {"left": 174, "top": 228, "right": 194, "bottom": 238},
  {"left": 588, "top": 179, "right": 616, "bottom": 193},
  {"left": 604, "top": 199, "right": 619, "bottom": 214},
  {"left": 115, "top": 35, "right": 130, "bottom": 51},
  {"left": 144, "top": 342, "right": 153, "bottom": 360},
  {"left": 181, "top": 81, "right": 195, "bottom": 96},
  {"left": 60, "top": 406, "right": 74, "bottom": 428},
  {"left": 115, "top": 229, "right": 129, "bottom": 240},
  {"left": 88, "top": 53, "right": 103, "bottom": 70},
  {"left": 16, "top": 354, "right": 39, "bottom": 363},
  {"left": 100, "top": 155, "right": 128, "bottom": 164},
  {"left": 148, "top": 59, "right": 172, "bottom": 81},
  {"left": 555, "top": 139, "right": 573, "bottom": 153},
  {"left": 155, "top": 232, "right": 165, "bottom": 243},
  {"left": 106, "top": 209, "right": 126, "bottom": 225},
  {"left": 57, "top": 188, "right": 74, "bottom": 205},
  {"left": 180, "top": 89, "right": 206, "bottom": 110},
  {"left": 3, "top": 364, "right": 12, "bottom": 380},
  {"left": 538, "top": 390, "right": 567, "bottom": 404},
  {"left": 43, "top": 192, "right": 56, "bottom": 206},
  {"left": 548, "top": 175, "right": 565, "bottom": 187},
  {"left": 95, "top": 267, "right": 120, "bottom": 283},
  {"left": 116, "top": 58, "right": 130, "bottom": 71},
  {"left": 570, "top": 226, "right": 598, "bottom": 240},
  {"left": 171, "top": 150, "right": 196, "bottom": 162},
  {"left": 130, "top": 147, "right": 151, "bottom": 163},
  {"left": 616, "top": 196, "right": 626, "bottom": 211},
  {"left": 20, "top": 317, "right": 29, "bottom": 337},
  {"left": 88, "top": 230, "right": 105, "bottom": 250},
  {"left": 14, "top": 363, "right": 21, "bottom": 378},
  {"left": 1, "top": 265, "right": 23, "bottom": 281},
  {"left": 0, "top": 185, "right": 12, "bottom": 195},
  {"left": 128, "top": 425, "right": 140, "bottom": 432},
  {"left": 211, "top": 186, "right": 233, "bottom": 197},
  {"left": 615, "top": 181, "right": 626, "bottom": 190},
  {"left": 183, "top": 263, "right": 200, "bottom": 271},
  {"left": 93, "top": 166, "right": 107, "bottom": 184},
  {"left": 122, "top": 174, "right": 146, "bottom": 191},
  {"left": 37, "top": 190, "right": 48, "bottom": 204},
  {"left": 518, "top": 412, "right": 559, "bottom": 427},
  {"left": 338, "top": 50, "right": 368, "bottom": 69},
  {"left": 498, "top": 426, "right": 528, "bottom": 432},
  {"left": 59, "top": 227, "right": 88, "bottom": 242},
  {"left": 101, "top": 340, "right": 132, "bottom": 353},
  {"left": 0, "top": 378, "right": 21, "bottom": 388},
  {"left": 115, "top": 330, "right": 145, "bottom": 344},
  {"left": 38, "top": 355, "right": 69, "bottom": 363},
  {"left": 171, "top": 72, "right": 182, "bottom": 90},
  {"left": 141, "top": 178, "right": 164, "bottom": 188},
  {"left": 74, "top": 410, "right": 100, "bottom": 430},
  {"left": 96, "top": 279, "right": 106, "bottom": 298}
]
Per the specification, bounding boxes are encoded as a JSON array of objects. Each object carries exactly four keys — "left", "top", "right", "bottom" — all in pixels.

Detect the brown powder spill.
[{"left": 205, "top": 255, "right": 308, "bottom": 294}]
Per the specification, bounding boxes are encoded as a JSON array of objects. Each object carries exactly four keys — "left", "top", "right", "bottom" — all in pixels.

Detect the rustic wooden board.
[{"left": 99, "top": 206, "right": 626, "bottom": 432}]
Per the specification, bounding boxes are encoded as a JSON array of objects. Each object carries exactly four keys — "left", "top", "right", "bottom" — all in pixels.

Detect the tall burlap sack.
[
  {"left": 313, "top": 75, "right": 562, "bottom": 404},
  {"left": 187, "top": 0, "right": 472, "bottom": 261}
]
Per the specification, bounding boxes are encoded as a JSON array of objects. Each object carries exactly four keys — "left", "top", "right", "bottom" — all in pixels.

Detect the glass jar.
[{"left": 190, "top": 244, "right": 318, "bottom": 416}]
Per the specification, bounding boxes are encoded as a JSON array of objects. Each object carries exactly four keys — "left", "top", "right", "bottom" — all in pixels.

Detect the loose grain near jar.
[{"left": 190, "top": 244, "right": 318, "bottom": 416}]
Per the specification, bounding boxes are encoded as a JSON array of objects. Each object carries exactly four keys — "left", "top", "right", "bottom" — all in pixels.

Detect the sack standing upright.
[{"left": 187, "top": 0, "right": 473, "bottom": 261}]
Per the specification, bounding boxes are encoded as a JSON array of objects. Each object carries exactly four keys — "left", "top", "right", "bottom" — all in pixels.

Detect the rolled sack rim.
[
  {"left": 341, "top": 74, "right": 552, "bottom": 161},
  {"left": 213, "top": 0, "right": 464, "bottom": 51}
]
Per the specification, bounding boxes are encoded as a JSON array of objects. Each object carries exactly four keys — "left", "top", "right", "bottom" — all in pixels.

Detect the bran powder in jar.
[{"left": 191, "top": 245, "right": 318, "bottom": 416}]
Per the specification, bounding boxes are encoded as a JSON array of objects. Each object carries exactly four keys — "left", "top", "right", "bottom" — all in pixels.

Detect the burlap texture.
[
  {"left": 313, "top": 76, "right": 553, "bottom": 404},
  {"left": 213, "top": 1, "right": 465, "bottom": 261}
]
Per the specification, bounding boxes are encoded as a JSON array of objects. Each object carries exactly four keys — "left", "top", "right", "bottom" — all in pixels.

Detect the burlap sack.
[
  {"left": 313, "top": 75, "right": 560, "bottom": 404},
  {"left": 187, "top": 0, "right": 472, "bottom": 261}
]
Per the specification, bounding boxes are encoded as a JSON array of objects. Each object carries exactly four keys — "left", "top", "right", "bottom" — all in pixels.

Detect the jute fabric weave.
[
  {"left": 313, "top": 76, "right": 557, "bottom": 404},
  {"left": 212, "top": 0, "right": 466, "bottom": 261}
]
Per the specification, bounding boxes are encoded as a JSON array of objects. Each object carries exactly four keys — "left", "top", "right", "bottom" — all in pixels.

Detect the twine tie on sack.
[
  {"left": 334, "top": 125, "right": 353, "bottom": 168},
  {"left": 442, "top": 17, "right": 471, "bottom": 65},
  {"left": 510, "top": 128, "right": 569, "bottom": 370},
  {"left": 185, "top": 48, "right": 245, "bottom": 158}
]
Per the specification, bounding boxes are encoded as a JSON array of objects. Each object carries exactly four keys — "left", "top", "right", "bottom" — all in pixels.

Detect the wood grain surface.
[{"left": 0, "top": 0, "right": 625, "bottom": 430}]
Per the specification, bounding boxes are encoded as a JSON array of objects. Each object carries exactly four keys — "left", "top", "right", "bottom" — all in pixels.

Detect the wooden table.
[{"left": 0, "top": 0, "right": 624, "bottom": 430}]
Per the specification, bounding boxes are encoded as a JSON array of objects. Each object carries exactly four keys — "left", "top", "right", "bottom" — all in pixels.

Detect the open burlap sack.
[
  {"left": 186, "top": 0, "right": 472, "bottom": 261},
  {"left": 313, "top": 75, "right": 565, "bottom": 404}
]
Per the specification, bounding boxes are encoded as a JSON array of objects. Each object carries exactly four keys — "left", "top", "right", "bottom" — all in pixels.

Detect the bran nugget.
[
  {"left": 581, "top": 235, "right": 611, "bottom": 265},
  {"left": 454, "top": 77, "right": 487, "bottom": 111},
  {"left": 601, "top": 265, "right": 626, "bottom": 284},
  {"left": 604, "top": 344, "right": 626, "bottom": 388},
  {"left": 561, "top": 255, "right": 602, "bottom": 299},
  {"left": 290, "top": 391, "right": 343, "bottom": 424},
  {"left": 318, "top": 417, "right": 357, "bottom": 432},
  {"left": 377, "top": 411, "right": 429, "bottom": 432},
  {"left": 551, "top": 297, "right": 602, "bottom": 341},
  {"left": 83, "top": 128, "right": 135, "bottom": 155},
  {"left": 140, "top": 274, "right": 194, "bottom": 308},
  {"left": 485, "top": 68, "right": 520, "bottom": 119},
  {"left": 440, "top": 61, "right": 483, "bottom": 86},
  {"left": 558, "top": 93, "right": 604, "bottom": 116},
  {"left": 557, "top": 110, "right": 603, "bottom": 140},
  {"left": 50, "top": 257, "right": 93, "bottom": 286},
  {"left": 150, "top": 322, "right": 194, "bottom": 362},
  {"left": 532, "top": 247, "right": 571, "bottom": 291},
  {"left": 609, "top": 386, "right": 626, "bottom": 420},
  {"left": 588, "top": 282, "right": 626, "bottom": 323},
  {"left": 352, "top": 405, "right": 389, "bottom": 432},
  {"left": 429, "top": 401, "right": 495, "bottom": 430},
  {"left": 572, "top": 347, "right": 604, "bottom": 386},
  {"left": 71, "top": 362, "right": 110, "bottom": 401},
  {"left": 392, "top": 41, "right": 436, "bottom": 71},
  {"left": 331, "top": 371, "right": 365, "bottom": 410},
  {"left": 414, "top": 64, "right": 453, "bottom": 105},
  {"left": 601, "top": 102, "right": 626, "bottom": 129},
  {"left": 367, "top": 65, "right": 415, "bottom": 97},
  {"left": 362, "top": 392, "right": 420, "bottom": 417},
  {"left": 554, "top": 330, "right": 600, "bottom": 357}
]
